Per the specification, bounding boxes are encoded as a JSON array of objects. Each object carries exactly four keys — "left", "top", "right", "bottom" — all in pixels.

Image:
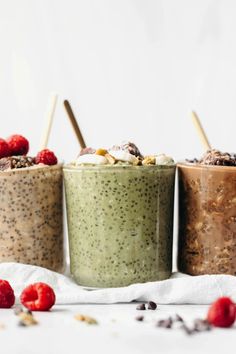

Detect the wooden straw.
[
  {"left": 63, "top": 100, "right": 86, "bottom": 149},
  {"left": 191, "top": 111, "right": 211, "bottom": 150},
  {"left": 40, "top": 93, "right": 58, "bottom": 150}
]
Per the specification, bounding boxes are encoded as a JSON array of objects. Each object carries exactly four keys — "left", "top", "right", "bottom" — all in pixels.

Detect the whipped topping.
[
  {"left": 155, "top": 154, "right": 174, "bottom": 165},
  {"left": 76, "top": 154, "right": 108, "bottom": 165},
  {"left": 109, "top": 150, "right": 138, "bottom": 164}
]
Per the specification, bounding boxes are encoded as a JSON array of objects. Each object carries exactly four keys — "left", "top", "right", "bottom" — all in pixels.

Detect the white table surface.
[{"left": 0, "top": 303, "right": 235, "bottom": 354}]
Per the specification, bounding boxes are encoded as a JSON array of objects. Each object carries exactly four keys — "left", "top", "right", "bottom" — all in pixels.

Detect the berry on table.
[
  {"left": 6, "top": 134, "right": 29, "bottom": 156},
  {"left": 35, "top": 149, "right": 58, "bottom": 165},
  {"left": 20, "top": 282, "right": 56, "bottom": 311},
  {"left": 207, "top": 297, "right": 236, "bottom": 328},
  {"left": 0, "top": 279, "right": 15, "bottom": 308}
]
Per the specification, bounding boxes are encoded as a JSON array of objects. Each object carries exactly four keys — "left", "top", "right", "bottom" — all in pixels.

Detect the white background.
[
  {"left": 0, "top": 0, "right": 235, "bottom": 162},
  {"left": 0, "top": 2, "right": 236, "bottom": 353}
]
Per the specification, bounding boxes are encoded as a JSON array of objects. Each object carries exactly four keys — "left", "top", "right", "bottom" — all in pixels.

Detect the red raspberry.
[
  {"left": 20, "top": 282, "right": 56, "bottom": 311},
  {"left": 207, "top": 297, "right": 236, "bottom": 328},
  {"left": 0, "top": 279, "right": 15, "bottom": 308},
  {"left": 6, "top": 134, "right": 29, "bottom": 155},
  {"left": 35, "top": 149, "right": 58, "bottom": 165},
  {"left": 0, "top": 139, "right": 10, "bottom": 158}
]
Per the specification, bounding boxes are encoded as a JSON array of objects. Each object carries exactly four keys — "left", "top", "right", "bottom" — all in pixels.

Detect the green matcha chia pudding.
[{"left": 64, "top": 143, "right": 175, "bottom": 287}]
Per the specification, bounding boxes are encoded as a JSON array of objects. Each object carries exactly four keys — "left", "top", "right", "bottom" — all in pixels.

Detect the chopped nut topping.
[
  {"left": 75, "top": 314, "right": 98, "bottom": 325},
  {"left": 142, "top": 156, "right": 156, "bottom": 165},
  {"left": 95, "top": 149, "right": 108, "bottom": 156},
  {"left": 132, "top": 156, "right": 143, "bottom": 166},
  {"left": 14, "top": 307, "right": 38, "bottom": 327},
  {"left": 18, "top": 312, "right": 38, "bottom": 326},
  {"left": 105, "top": 153, "right": 116, "bottom": 165}
]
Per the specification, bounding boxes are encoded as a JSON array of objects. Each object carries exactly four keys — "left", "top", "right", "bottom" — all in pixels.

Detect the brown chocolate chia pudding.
[
  {"left": 0, "top": 164, "right": 64, "bottom": 271},
  {"left": 178, "top": 161, "right": 236, "bottom": 275}
]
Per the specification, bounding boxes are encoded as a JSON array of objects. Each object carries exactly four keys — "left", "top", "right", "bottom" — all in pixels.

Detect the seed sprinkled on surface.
[
  {"left": 14, "top": 306, "right": 38, "bottom": 327},
  {"left": 75, "top": 314, "right": 98, "bottom": 325}
]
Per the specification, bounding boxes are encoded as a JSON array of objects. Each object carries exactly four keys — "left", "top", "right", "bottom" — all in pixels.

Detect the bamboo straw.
[
  {"left": 63, "top": 100, "right": 86, "bottom": 149},
  {"left": 191, "top": 111, "right": 211, "bottom": 150},
  {"left": 40, "top": 93, "right": 58, "bottom": 149}
]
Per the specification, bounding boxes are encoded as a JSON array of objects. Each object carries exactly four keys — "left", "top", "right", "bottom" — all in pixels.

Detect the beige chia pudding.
[
  {"left": 64, "top": 142, "right": 175, "bottom": 287},
  {"left": 178, "top": 149, "right": 236, "bottom": 275},
  {"left": 0, "top": 134, "right": 64, "bottom": 272}
]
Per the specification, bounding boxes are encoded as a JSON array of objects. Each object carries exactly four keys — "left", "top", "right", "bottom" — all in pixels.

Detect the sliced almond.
[
  {"left": 75, "top": 313, "right": 98, "bottom": 325},
  {"left": 105, "top": 153, "right": 116, "bottom": 165},
  {"left": 19, "top": 312, "right": 38, "bottom": 326}
]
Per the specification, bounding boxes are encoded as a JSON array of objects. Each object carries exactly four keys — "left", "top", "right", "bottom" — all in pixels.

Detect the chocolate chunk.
[
  {"left": 136, "top": 303, "right": 146, "bottom": 310},
  {"left": 135, "top": 315, "right": 144, "bottom": 321},
  {"left": 181, "top": 323, "right": 194, "bottom": 335},
  {"left": 147, "top": 301, "right": 157, "bottom": 310},
  {"left": 186, "top": 158, "right": 198, "bottom": 163},
  {"left": 122, "top": 142, "right": 143, "bottom": 157},
  {"left": 199, "top": 149, "right": 236, "bottom": 166},
  {"left": 175, "top": 314, "right": 184, "bottom": 322},
  {"left": 156, "top": 317, "right": 173, "bottom": 329},
  {"left": 110, "top": 142, "right": 143, "bottom": 157},
  {"left": 0, "top": 156, "right": 35, "bottom": 171},
  {"left": 18, "top": 321, "right": 27, "bottom": 327},
  {"left": 193, "top": 319, "right": 211, "bottom": 332}
]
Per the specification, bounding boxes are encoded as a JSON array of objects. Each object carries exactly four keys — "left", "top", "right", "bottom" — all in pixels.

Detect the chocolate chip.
[
  {"left": 181, "top": 324, "right": 194, "bottom": 335},
  {"left": 0, "top": 156, "right": 35, "bottom": 170},
  {"left": 147, "top": 301, "right": 157, "bottom": 310},
  {"left": 156, "top": 317, "right": 173, "bottom": 329},
  {"left": 193, "top": 319, "right": 211, "bottom": 332},
  {"left": 18, "top": 321, "right": 27, "bottom": 327},
  {"left": 135, "top": 316, "right": 144, "bottom": 322},
  {"left": 136, "top": 303, "right": 146, "bottom": 310},
  {"left": 175, "top": 314, "right": 184, "bottom": 322}
]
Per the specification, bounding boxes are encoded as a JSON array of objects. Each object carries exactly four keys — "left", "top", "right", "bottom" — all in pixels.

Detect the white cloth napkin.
[{"left": 1, "top": 262, "right": 236, "bottom": 305}]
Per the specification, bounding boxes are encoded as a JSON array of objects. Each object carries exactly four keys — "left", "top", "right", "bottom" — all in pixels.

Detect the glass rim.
[
  {"left": 177, "top": 161, "right": 236, "bottom": 171},
  {"left": 63, "top": 163, "right": 176, "bottom": 172},
  {"left": 0, "top": 163, "right": 63, "bottom": 175}
]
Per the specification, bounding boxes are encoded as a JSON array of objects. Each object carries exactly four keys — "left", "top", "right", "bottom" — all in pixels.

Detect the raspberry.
[
  {"left": 20, "top": 282, "right": 56, "bottom": 311},
  {"left": 35, "top": 149, "right": 58, "bottom": 165},
  {"left": 0, "top": 139, "right": 10, "bottom": 158},
  {"left": 207, "top": 297, "right": 236, "bottom": 328},
  {"left": 7, "top": 134, "right": 29, "bottom": 156},
  {"left": 0, "top": 279, "right": 15, "bottom": 308}
]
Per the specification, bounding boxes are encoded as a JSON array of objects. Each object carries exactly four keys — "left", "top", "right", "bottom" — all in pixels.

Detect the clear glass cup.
[
  {"left": 178, "top": 163, "right": 236, "bottom": 275},
  {"left": 64, "top": 164, "right": 176, "bottom": 287},
  {"left": 0, "top": 164, "right": 64, "bottom": 272}
]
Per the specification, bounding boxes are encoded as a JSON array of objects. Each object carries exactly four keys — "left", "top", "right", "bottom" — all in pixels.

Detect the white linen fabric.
[{"left": 1, "top": 262, "right": 235, "bottom": 305}]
